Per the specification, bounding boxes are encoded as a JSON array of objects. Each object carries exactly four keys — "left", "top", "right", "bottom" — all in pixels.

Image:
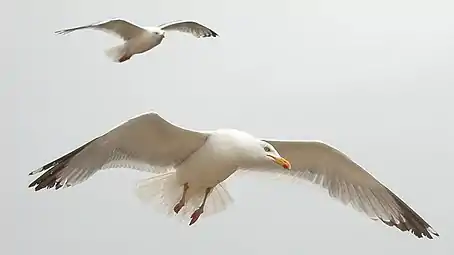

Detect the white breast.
[
  {"left": 126, "top": 32, "right": 163, "bottom": 54},
  {"left": 175, "top": 131, "right": 242, "bottom": 189}
]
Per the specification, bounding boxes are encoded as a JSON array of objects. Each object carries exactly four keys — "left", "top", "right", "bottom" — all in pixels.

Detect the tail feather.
[
  {"left": 135, "top": 172, "right": 234, "bottom": 222},
  {"left": 105, "top": 44, "right": 129, "bottom": 63}
]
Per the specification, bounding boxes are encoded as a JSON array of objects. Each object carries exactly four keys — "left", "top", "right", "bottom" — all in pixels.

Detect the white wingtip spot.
[
  {"left": 428, "top": 226, "right": 439, "bottom": 236},
  {"left": 29, "top": 167, "right": 44, "bottom": 175}
]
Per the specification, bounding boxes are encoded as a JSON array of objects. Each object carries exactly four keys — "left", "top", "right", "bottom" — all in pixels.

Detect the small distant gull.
[
  {"left": 55, "top": 19, "right": 219, "bottom": 63},
  {"left": 28, "top": 112, "right": 438, "bottom": 239}
]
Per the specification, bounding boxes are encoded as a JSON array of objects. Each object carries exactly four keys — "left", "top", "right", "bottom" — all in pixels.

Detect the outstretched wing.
[
  {"left": 253, "top": 139, "right": 439, "bottom": 239},
  {"left": 158, "top": 20, "right": 219, "bottom": 38},
  {"left": 55, "top": 19, "right": 147, "bottom": 41},
  {"left": 28, "top": 112, "right": 209, "bottom": 191}
]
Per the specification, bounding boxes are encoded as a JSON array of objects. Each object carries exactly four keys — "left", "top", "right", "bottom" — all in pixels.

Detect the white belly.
[
  {"left": 175, "top": 143, "right": 237, "bottom": 190},
  {"left": 127, "top": 33, "right": 163, "bottom": 55}
]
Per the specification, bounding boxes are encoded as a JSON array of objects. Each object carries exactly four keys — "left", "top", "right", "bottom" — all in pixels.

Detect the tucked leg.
[
  {"left": 189, "top": 187, "right": 212, "bottom": 226},
  {"left": 173, "top": 183, "right": 189, "bottom": 214},
  {"left": 118, "top": 54, "right": 131, "bottom": 63}
]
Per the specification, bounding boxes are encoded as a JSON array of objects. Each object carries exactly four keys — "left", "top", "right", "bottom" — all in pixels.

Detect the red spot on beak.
[{"left": 268, "top": 155, "right": 292, "bottom": 170}]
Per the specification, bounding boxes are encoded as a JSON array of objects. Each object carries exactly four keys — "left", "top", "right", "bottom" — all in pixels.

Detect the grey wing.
[
  {"left": 257, "top": 139, "right": 439, "bottom": 239},
  {"left": 28, "top": 112, "right": 209, "bottom": 191},
  {"left": 55, "top": 19, "right": 147, "bottom": 41},
  {"left": 158, "top": 20, "right": 219, "bottom": 38}
]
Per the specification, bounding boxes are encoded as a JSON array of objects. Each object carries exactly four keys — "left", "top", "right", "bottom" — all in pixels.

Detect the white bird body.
[
  {"left": 138, "top": 128, "right": 280, "bottom": 220},
  {"left": 123, "top": 30, "right": 163, "bottom": 54},
  {"left": 176, "top": 132, "right": 238, "bottom": 189},
  {"left": 28, "top": 112, "right": 438, "bottom": 238},
  {"left": 55, "top": 19, "right": 219, "bottom": 63},
  {"left": 176, "top": 129, "right": 269, "bottom": 190}
]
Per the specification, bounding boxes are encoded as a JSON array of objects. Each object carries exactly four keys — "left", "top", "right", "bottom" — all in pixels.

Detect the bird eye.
[{"left": 264, "top": 146, "right": 271, "bottom": 152}]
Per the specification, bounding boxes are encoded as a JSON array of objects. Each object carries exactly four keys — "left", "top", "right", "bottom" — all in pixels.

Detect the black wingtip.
[
  {"left": 199, "top": 29, "right": 218, "bottom": 38},
  {"left": 382, "top": 189, "right": 440, "bottom": 239},
  {"left": 28, "top": 139, "right": 94, "bottom": 192},
  {"left": 55, "top": 182, "right": 63, "bottom": 190}
]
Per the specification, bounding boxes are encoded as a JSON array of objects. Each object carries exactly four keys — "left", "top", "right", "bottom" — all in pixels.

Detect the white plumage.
[
  {"left": 28, "top": 112, "right": 438, "bottom": 239},
  {"left": 55, "top": 19, "right": 219, "bottom": 63}
]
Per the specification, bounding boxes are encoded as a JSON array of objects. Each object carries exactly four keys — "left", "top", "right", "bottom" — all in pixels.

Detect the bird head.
[
  {"left": 150, "top": 28, "right": 165, "bottom": 38},
  {"left": 156, "top": 30, "right": 165, "bottom": 37},
  {"left": 258, "top": 141, "right": 291, "bottom": 170},
  {"left": 212, "top": 129, "right": 291, "bottom": 171}
]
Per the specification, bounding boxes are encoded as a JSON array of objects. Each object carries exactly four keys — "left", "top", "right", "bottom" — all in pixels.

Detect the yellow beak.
[{"left": 267, "top": 155, "right": 291, "bottom": 170}]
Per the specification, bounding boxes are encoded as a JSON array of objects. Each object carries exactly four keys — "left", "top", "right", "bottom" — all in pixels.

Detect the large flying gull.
[
  {"left": 55, "top": 19, "right": 219, "bottom": 63},
  {"left": 28, "top": 112, "right": 438, "bottom": 239}
]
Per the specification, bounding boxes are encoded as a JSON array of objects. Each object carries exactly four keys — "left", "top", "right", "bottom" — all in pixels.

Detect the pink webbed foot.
[
  {"left": 118, "top": 55, "right": 131, "bottom": 63},
  {"left": 173, "top": 201, "right": 184, "bottom": 214},
  {"left": 189, "top": 208, "right": 204, "bottom": 226}
]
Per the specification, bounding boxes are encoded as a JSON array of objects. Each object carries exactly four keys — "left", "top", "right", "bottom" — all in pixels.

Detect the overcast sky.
[{"left": 5, "top": 0, "right": 454, "bottom": 254}]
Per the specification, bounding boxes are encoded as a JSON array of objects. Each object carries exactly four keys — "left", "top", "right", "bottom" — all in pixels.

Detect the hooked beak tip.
[
  {"left": 282, "top": 160, "right": 291, "bottom": 170},
  {"left": 268, "top": 155, "right": 291, "bottom": 170}
]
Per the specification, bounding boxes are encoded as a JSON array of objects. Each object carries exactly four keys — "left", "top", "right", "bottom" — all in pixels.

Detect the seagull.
[
  {"left": 55, "top": 19, "right": 219, "bottom": 63},
  {"left": 28, "top": 112, "right": 438, "bottom": 239}
]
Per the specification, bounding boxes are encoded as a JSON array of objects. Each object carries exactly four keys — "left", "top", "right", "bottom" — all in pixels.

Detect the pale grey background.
[{"left": 4, "top": 0, "right": 454, "bottom": 254}]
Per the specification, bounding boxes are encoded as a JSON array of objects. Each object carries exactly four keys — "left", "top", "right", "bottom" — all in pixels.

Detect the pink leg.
[
  {"left": 118, "top": 54, "right": 131, "bottom": 63},
  {"left": 189, "top": 187, "right": 212, "bottom": 226},
  {"left": 173, "top": 183, "right": 189, "bottom": 214},
  {"left": 189, "top": 208, "right": 203, "bottom": 226}
]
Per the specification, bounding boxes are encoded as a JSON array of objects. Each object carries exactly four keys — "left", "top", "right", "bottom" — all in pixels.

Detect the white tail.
[
  {"left": 135, "top": 172, "right": 234, "bottom": 222},
  {"left": 105, "top": 44, "right": 128, "bottom": 62}
]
